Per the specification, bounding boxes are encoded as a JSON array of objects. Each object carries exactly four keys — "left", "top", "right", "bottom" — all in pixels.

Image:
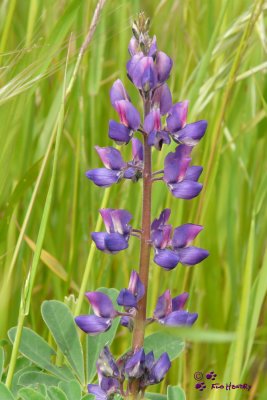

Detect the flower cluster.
[
  {"left": 75, "top": 271, "right": 197, "bottom": 335},
  {"left": 91, "top": 208, "right": 208, "bottom": 271},
  {"left": 88, "top": 346, "right": 171, "bottom": 399},
  {"left": 76, "top": 13, "right": 209, "bottom": 399}
]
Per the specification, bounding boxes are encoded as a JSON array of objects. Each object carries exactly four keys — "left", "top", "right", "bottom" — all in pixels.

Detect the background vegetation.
[{"left": 0, "top": 0, "right": 266, "bottom": 399}]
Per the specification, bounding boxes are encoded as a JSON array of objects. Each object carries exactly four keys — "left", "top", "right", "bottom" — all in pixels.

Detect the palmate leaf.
[
  {"left": 19, "top": 371, "right": 61, "bottom": 387},
  {"left": 41, "top": 301, "right": 84, "bottom": 383},
  {"left": 41, "top": 300, "right": 84, "bottom": 382},
  {"left": 0, "top": 382, "right": 15, "bottom": 400},
  {"left": 144, "top": 332, "right": 184, "bottom": 361},
  {"left": 48, "top": 386, "right": 68, "bottom": 400},
  {"left": 8, "top": 327, "right": 73, "bottom": 380},
  {"left": 58, "top": 380, "right": 82, "bottom": 400},
  {"left": 18, "top": 387, "right": 47, "bottom": 400},
  {"left": 12, "top": 366, "right": 41, "bottom": 397},
  {"left": 167, "top": 385, "right": 186, "bottom": 400},
  {"left": 87, "top": 288, "right": 120, "bottom": 382}
]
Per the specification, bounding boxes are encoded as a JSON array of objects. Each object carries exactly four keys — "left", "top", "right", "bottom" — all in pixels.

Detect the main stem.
[{"left": 132, "top": 97, "right": 152, "bottom": 351}]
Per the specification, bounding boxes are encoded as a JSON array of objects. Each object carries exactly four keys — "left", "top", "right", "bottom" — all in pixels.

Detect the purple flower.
[
  {"left": 117, "top": 270, "right": 145, "bottom": 330},
  {"left": 88, "top": 377, "right": 119, "bottom": 400},
  {"left": 163, "top": 145, "right": 203, "bottom": 199},
  {"left": 153, "top": 290, "right": 198, "bottom": 326},
  {"left": 86, "top": 146, "right": 126, "bottom": 187},
  {"left": 125, "top": 349, "right": 171, "bottom": 387},
  {"left": 92, "top": 209, "right": 132, "bottom": 254},
  {"left": 109, "top": 80, "right": 140, "bottom": 144},
  {"left": 146, "top": 352, "right": 171, "bottom": 386},
  {"left": 117, "top": 270, "right": 145, "bottom": 310},
  {"left": 86, "top": 140, "right": 144, "bottom": 187},
  {"left": 166, "top": 102, "right": 207, "bottom": 146},
  {"left": 152, "top": 83, "right": 172, "bottom": 115},
  {"left": 123, "top": 138, "right": 144, "bottom": 181},
  {"left": 125, "top": 348, "right": 145, "bottom": 378},
  {"left": 75, "top": 292, "right": 116, "bottom": 335},
  {"left": 88, "top": 346, "right": 122, "bottom": 399},
  {"left": 151, "top": 209, "right": 209, "bottom": 270},
  {"left": 144, "top": 107, "right": 171, "bottom": 150},
  {"left": 127, "top": 36, "right": 173, "bottom": 92},
  {"left": 97, "top": 346, "right": 120, "bottom": 378},
  {"left": 110, "top": 79, "right": 131, "bottom": 107},
  {"left": 128, "top": 35, "right": 157, "bottom": 57}
]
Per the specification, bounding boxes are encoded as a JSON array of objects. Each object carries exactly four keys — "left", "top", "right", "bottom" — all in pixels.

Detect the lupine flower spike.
[{"left": 77, "top": 12, "right": 209, "bottom": 399}]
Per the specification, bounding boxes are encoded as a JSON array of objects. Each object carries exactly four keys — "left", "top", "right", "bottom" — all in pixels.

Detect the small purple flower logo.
[
  {"left": 195, "top": 382, "right": 206, "bottom": 391},
  {"left": 206, "top": 371, "right": 217, "bottom": 380}
]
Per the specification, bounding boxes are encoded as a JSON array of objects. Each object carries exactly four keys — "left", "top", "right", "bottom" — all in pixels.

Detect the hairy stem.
[{"left": 132, "top": 97, "right": 151, "bottom": 351}]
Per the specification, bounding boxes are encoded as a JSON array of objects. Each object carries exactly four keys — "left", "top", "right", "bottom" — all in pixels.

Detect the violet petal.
[
  {"left": 154, "top": 249, "right": 179, "bottom": 270},
  {"left": 86, "top": 168, "right": 119, "bottom": 187},
  {"left": 176, "top": 246, "right": 209, "bottom": 265},
  {"left": 114, "top": 100, "right": 140, "bottom": 130},
  {"left": 105, "top": 233, "right": 129, "bottom": 253},
  {"left": 155, "top": 51, "right": 173, "bottom": 83},
  {"left": 110, "top": 79, "right": 130, "bottom": 107},
  {"left": 128, "top": 270, "right": 145, "bottom": 301},
  {"left": 152, "top": 83, "right": 172, "bottom": 115},
  {"left": 108, "top": 120, "right": 132, "bottom": 144},
  {"left": 117, "top": 289, "right": 137, "bottom": 308},
  {"left": 85, "top": 292, "right": 115, "bottom": 318},
  {"left": 170, "top": 181, "right": 203, "bottom": 199},
  {"left": 150, "top": 352, "right": 171, "bottom": 384},
  {"left": 95, "top": 146, "right": 126, "bottom": 170},
  {"left": 132, "top": 137, "right": 144, "bottom": 162},
  {"left": 166, "top": 101, "right": 188, "bottom": 133},
  {"left": 87, "top": 384, "right": 107, "bottom": 400},
  {"left": 147, "top": 130, "right": 170, "bottom": 150},
  {"left": 154, "top": 290, "right": 172, "bottom": 319},
  {"left": 172, "top": 224, "right": 203, "bottom": 249},
  {"left": 185, "top": 166, "right": 203, "bottom": 181},
  {"left": 125, "top": 348, "right": 145, "bottom": 378},
  {"left": 144, "top": 109, "right": 161, "bottom": 134},
  {"left": 75, "top": 315, "right": 111, "bottom": 335},
  {"left": 151, "top": 209, "right": 171, "bottom": 231},
  {"left": 132, "top": 56, "right": 157, "bottom": 91},
  {"left": 172, "top": 292, "right": 189, "bottom": 311},
  {"left": 173, "top": 120, "right": 208, "bottom": 146},
  {"left": 162, "top": 310, "right": 198, "bottom": 326}
]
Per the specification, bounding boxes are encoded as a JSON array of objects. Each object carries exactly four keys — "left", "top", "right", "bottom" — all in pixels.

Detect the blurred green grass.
[{"left": 0, "top": 0, "right": 266, "bottom": 398}]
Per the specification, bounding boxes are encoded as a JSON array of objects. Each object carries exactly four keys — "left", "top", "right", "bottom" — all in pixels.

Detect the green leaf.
[
  {"left": 11, "top": 366, "right": 40, "bottom": 397},
  {"left": 19, "top": 371, "right": 61, "bottom": 387},
  {"left": 0, "top": 382, "right": 15, "bottom": 400},
  {"left": 8, "top": 327, "right": 72, "bottom": 380},
  {"left": 81, "top": 395, "right": 94, "bottom": 400},
  {"left": 41, "top": 300, "right": 84, "bottom": 382},
  {"left": 0, "top": 347, "right": 4, "bottom": 381},
  {"left": 48, "top": 386, "right": 68, "bottom": 400},
  {"left": 144, "top": 332, "right": 184, "bottom": 361},
  {"left": 18, "top": 387, "right": 47, "bottom": 400},
  {"left": 59, "top": 380, "right": 81, "bottom": 400},
  {"left": 151, "top": 325, "right": 236, "bottom": 343},
  {"left": 145, "top": 393, "right": 167, "bottom": 400},
  {"left": 37, "top": 384, "right": 48, "bottom": 398},
  {"left": 87, "top": 288, "right": 120, "bottom": 382},
  {"left": 12, "top": 366, "right": 40, "bottom": 396},
  {"left": 167, "top": 385, "right": 186, "bottom": 400}
]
